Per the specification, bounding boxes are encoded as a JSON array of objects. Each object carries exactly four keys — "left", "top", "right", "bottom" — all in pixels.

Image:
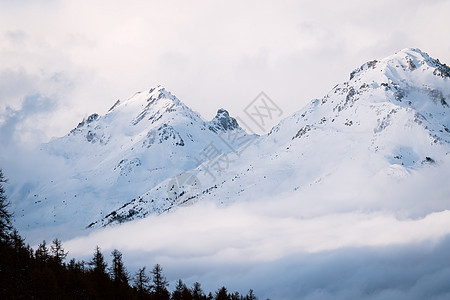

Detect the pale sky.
[{"left": 1, "top": 0, "right": 450, "bottom": 143}]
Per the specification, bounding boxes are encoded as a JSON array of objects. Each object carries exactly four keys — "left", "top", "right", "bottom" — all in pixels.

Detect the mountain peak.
[
  {"left": 397, "top": 47, "right": 427, "bottom": 56},
  {"left": 148, "top": 85, "right": 175, "bottom": 100},
  {"left": 392, "top": 47, "right": 446, "bottom": 64},
  {"left": 208, "top": 108, "right": 240, "bottom": 132},
  {"left": 117, "top": 85, "right": 200, "bottom": 128},
  {"left": 349, "top": 48, "right": 450, "bottom": 82},
  {"left": 387, "top": 48, "right": 436, "bottom": 69},
  {"left": 271, "top": 48, "right": 450, "bottom": 153},
  {"left": 107, "top": 85, "right": 177, "bottom": 108}
]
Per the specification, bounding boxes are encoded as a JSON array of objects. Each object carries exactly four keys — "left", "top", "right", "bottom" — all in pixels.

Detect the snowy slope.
[
  {"left": 10, "top": 48, "right": 450, "bottom": 240},
  {"left": 11, "top": 85, "right": 251, "bottom": 238},
  {"left": 95, "top": 48, "right": 450, "bottom": 227}
]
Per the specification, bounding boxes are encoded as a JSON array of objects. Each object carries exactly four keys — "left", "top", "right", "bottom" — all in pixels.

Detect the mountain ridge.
[
  {"left": 90, "top": 48, "right": 450, "bottom": 228},
  {"left": 11, "top": 84, "right": 251, "bottom": 239},
  {"left": 9, "top": 48, "right": 450, "bottom": 240}
]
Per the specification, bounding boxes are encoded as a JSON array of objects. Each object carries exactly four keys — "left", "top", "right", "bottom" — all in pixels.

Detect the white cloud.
[
  {"left": 65, "top": 204, "right": 450, "bottom": 259},
  {"left": 57, "top": 156, "right": 450, "bottom": 298},
  {"left": 62, "top": 200, "right": 450, "bottom": 299}
]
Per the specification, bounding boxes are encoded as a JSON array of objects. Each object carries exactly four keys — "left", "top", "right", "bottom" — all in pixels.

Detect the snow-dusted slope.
[
  {"left": 10, "top": 48, "right": 450, "bottom": 239},
  {"left": 95, "top": 48, "right": 450, "bottom": 227},
  {"left": 12, "top": 85, "right": 251, "bottom": 237}
]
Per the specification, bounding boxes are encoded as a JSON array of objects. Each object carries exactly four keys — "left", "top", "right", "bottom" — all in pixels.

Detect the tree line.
[{"left": 0, "top": 169, "right": 261, "bottom": 299}]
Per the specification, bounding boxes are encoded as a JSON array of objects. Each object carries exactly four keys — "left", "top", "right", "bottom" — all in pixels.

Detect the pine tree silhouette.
[
  {"left": 0, "top": 169, "right": 12, "bottom": 241},
  {"left": 151, "top": 263, "right": 170, "bottom": 300}
]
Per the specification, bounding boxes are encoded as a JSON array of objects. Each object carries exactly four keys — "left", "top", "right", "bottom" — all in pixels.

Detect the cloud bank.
[
  {"left": 63, "top": 200, "right": 450, "bottom": 299},
  {"left": 58, "top": 156, "right": 450, "bottom": 299}
]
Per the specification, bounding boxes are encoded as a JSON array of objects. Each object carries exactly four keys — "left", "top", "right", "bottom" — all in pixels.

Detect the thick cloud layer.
[
  {"left": 63, "top": 200, "right": 450, "bottom": 299},
  {"left": 58, "top": 156, "right": 450, "bottom": 299}
]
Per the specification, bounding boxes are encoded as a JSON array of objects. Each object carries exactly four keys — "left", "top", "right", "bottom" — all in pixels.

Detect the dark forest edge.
[{"left": 0, "top": 169, "right": 264, "bottom": 300}]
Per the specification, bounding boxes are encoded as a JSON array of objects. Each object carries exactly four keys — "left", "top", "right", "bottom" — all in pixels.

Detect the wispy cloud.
[{"left": 0, "top": 93, "right": 57, "bottom": 145}]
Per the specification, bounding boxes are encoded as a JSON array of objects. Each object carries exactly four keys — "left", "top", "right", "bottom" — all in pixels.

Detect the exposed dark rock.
[
  {"left": 209, "top": 108, "right": 239, "bottom": 132},
  {"left": 350, "top": 60, "right": 378, "bottom": 80},
  {"left": 292, "top": 125, "right": 311, "bottom": 140}
]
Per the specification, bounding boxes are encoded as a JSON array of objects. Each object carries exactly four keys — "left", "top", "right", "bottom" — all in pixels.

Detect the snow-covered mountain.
[
  {"left": 11, "top": 85, "right": 251, "bottom": 237},
  {"left": 94, "top": 48, "right": 450, "bottom": 227},
  {"left": 10, "top": 48, "right": 450, "bottom": 240}
]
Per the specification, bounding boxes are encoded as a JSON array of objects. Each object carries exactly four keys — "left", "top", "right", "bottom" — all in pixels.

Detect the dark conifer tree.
[
  {"left": 88, "top": 246, "right": 111, "bottom": 298},
  {"left": 32, "top": 238, "right": 58, "bottom": 298},
  {"left": 109, "top": 248, "right": 130, "bottom": 298},
  {"left": 182, "top": 283, "right": 193, "bottom": 300},
  {"left": 151, "top": 263, "right": 170, "bottom": 300},
  {"left": 11, "top": 230, "right": 31, "bottom": 283},
  {"left": 230, "top": 291, "right": 240, "bottom": 300},
  {"left": 2, "top": 229, "right": 32, "bottom": 298},
  {"left": 110, "top": 249, "right": 129, "bottom": 285},
  {"left": 192, "top": 282, "right": 205, "bottom": 300},
  {"left": 0, "top": 170, "right": 15, "bottom": 298},
  {"left": 50, "top": 238, "right": 68, "bottom": 266},
  {"left": 134, "top": 266, "right": 151, "bottom": 299},
  {"left": 0, "top": 169, "right": 12, "bottom": 241},
  {"left": 90, "top": 245, "right": 107, "bottom": 274},
  {"left": 35, "top": 240, "right": 50, "bottom": 265},
  {"left": 215, "top": 287, "right": 230, "bottom": 300},
  {"left": 172, "top": 279, "right": 192, "bottom": 300},
  {"left": 67, "top": 258, "right": 89, "bottom": 299},
  {"left": 245, "top": 289, "right": 257, "bottom": 300},
  {"left": 172, "top": 279, "right": 184, "bottom": 300}
]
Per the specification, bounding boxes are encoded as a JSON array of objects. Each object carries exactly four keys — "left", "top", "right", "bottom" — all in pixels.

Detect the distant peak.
[
  {"left": 394, "top": 48, "right": 439, "bottom": 62},
  {"left": 387, "top": 48, "right": 450, "bottom": 78},
  {"left": 209, "top": 108, "right": 239, "bottom": 132},
  {"left": 148, "top": 85, "right": 164, "bottom": 94},
  {"left": 389, "top": 48, "right": 432, "bottom": 65},
  {"left": 349, "top": 48, "right": 450, "bottom": 81},
  {"left": 121, "top": 85, "right": 182, "bottom": 109},
  {"left": 397, "top": 47, "right": 426, "bottom": 56},
  {"left": 216, "top": 108, "right": 230, "bottom": 117}
]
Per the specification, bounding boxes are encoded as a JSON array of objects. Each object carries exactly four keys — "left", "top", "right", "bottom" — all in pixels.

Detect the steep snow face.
[
  {"left": 12, "top": 85, "right": 251, "bottom": 239},
  {"left": 97, "top": 48, "right": 450, "bottom": 227}
]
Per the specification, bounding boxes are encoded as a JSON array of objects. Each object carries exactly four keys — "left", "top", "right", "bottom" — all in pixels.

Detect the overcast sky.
[{"left": 1, "top": 0, "right": 450, "bottom": 144}]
